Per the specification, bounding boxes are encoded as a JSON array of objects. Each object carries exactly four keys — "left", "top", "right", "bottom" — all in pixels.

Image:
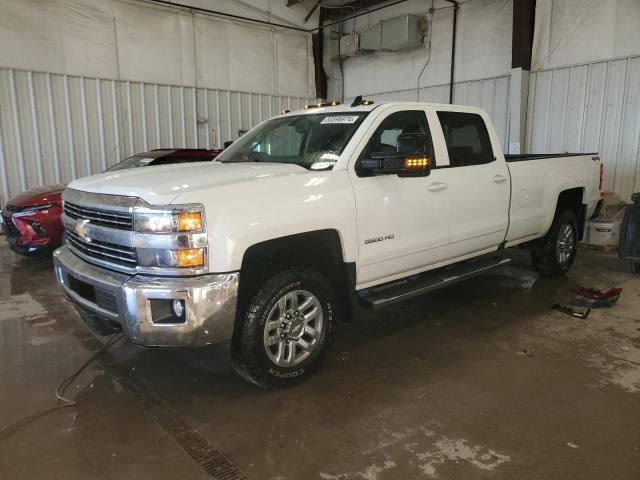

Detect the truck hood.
[{"left": 66, "top": 161, "right": 308, "bottom": 205}]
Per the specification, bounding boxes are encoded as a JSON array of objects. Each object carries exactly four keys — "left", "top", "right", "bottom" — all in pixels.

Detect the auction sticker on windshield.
[{"left": 321, "top": 116, "right": 360, "bottom": 124}]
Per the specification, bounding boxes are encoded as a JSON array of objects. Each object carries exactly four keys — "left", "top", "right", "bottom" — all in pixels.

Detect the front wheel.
[
  {"left": 231, "top": 267, "right": 336, "bottom": 389},
  {"left": 531, "top": 210, "right": 578, "bottom": 277}
]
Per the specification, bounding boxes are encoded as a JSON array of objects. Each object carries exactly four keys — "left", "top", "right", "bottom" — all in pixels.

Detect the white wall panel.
[
  {"left": 527, "top": 56, "right": 640, "bottom": 200},
  {"left": 0, "top": 67, "right": 313, "bottom": 203},
  {"left": 533, "top": 0, "right": 640, "bottom": 71},
  {"left": 0, "top": 0, "right": 315, "bottom": 98},
  {"left": 0, "top": 0, "right": 118, "bottom": 79},
  {"left": 111, "top": 1, "right": 196, "bottom": 87}
]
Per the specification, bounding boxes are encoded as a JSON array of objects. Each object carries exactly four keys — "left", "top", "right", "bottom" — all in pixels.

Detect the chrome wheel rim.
[
  {"left": 263, "top": 289, "right": 323, "bottom": 367},
  {"left": 556, "top": 223, "right": 575, "bottom": 265}
]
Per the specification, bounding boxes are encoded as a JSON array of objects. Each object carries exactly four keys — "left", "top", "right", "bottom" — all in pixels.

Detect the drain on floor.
[
  {"left": 111, "top": 366, "right": 250, "bottom": 480},
  {"left": 43, "top": 305, "right": 251, "bottom": 480},
  {"left": 72, "top": 331, "right": 250, "bottom": 480}
]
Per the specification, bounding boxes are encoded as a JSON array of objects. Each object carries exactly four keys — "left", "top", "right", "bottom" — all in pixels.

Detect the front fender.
[{"left": 177, "top": 170, "right": 358, "bottom": 272}]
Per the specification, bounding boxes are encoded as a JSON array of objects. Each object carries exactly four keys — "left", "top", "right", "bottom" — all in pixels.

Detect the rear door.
[{"left": 434, "top": 109, "right": 510, "bottom": 259}]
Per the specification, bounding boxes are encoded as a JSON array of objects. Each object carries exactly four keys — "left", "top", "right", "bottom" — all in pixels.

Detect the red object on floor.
[{"left": 569, "top": 285, "right": 624, "bottom": 300}]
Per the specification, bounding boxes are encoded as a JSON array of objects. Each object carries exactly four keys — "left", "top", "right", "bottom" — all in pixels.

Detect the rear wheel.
[
  {"left": 632, "top": 261, "right": 640, "bottom": 276},
  {"left": 531, "top": 210, "right": 578, "bottom": 277},
  {"left": 231, "top": 267, "right": 336, "bottom": 389}
]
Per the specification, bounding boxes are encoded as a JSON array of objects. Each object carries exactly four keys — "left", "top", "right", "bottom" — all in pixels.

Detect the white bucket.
[{"left": 588, "top": 219, "right": 620, "bottom": 247}]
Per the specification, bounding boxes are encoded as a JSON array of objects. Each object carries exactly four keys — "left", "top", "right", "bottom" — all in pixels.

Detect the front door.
[{"left": 350, "top": 107, "right": 451, "bottom": 288}]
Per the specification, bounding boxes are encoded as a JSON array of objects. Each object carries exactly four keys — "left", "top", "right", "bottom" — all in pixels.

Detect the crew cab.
[{"left": 53, "top": 100, "right": 602, "bottom": 388}]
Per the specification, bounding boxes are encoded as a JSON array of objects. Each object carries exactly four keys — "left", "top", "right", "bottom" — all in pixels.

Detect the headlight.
[
  {"left": 133, "top": 204, "right": 207, "bottom": 272},
  {"left": 137, "top": 248, "right": 205, "bottom": 268},
  {"left": 134, "top": 206, "right": 204, "bottom": 233}
]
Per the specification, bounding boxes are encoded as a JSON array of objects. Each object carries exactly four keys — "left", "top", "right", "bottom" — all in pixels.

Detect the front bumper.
[{"left": 53, "top": 245, "right": 239, "bottom": 347}]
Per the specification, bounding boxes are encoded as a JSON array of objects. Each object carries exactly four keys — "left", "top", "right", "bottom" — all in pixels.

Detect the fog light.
[
  {"left": 176, "top": 248, "right": 204, "bottom": 267},
  {"left": 172, "top": 299, "right": 185, "bottom": 318}
]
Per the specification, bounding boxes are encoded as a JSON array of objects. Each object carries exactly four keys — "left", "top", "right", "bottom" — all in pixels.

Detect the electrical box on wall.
[{"left": 339, "top": 32, "right": 359, "bottom": 57}]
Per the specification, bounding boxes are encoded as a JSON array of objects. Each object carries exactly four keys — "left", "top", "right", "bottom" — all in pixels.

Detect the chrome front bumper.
[{"left": 53, "top": 245, "right": 239, "bottom": 347}]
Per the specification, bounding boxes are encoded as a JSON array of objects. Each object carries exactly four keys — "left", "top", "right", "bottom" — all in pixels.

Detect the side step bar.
[{"left": 358, "top": 256, "right": 511, "bottom": 310}]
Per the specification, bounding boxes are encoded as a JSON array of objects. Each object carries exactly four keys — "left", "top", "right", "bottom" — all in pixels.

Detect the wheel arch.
[
  {"left": 238, "top": 229, "right": 357, "bottom": 322},
  {"left": 553, "top": 187, "right": 586, "bottom": 240}
]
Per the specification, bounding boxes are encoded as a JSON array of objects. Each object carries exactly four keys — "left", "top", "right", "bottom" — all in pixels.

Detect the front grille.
[
  {"left": 66, "top": 230, "right": 137, "bottom": 269},
  {"left": 2, "top": 216, "right": 20, "bottom": 238},
  {"left": 64, "top": 202, "right": 133, "bottom": 230}
]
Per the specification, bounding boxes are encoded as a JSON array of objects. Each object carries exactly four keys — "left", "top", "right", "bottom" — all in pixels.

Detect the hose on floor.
[{"left": 0, "top": 333, "right": 124, "bottom": 440}]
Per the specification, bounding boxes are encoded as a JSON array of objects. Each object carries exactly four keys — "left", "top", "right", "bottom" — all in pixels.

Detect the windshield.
[{"left": 216, "top": 112, "right": 369, "bottom": 170}]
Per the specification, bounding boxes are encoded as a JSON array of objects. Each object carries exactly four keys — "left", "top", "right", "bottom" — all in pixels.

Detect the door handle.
[
  {"left": 427, "top": 182, "right": 448, "bottom": 192},
  {"left": 492, "top": 174, "right": 508, "bottom": 183}
]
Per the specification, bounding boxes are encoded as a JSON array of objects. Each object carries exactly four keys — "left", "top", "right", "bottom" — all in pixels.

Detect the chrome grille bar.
[
  {"left": 64, "top": 202, "right": 133, "bottom": 230},
  {"left": 66, "top": 230, "right": 137, "bottom": 269}
]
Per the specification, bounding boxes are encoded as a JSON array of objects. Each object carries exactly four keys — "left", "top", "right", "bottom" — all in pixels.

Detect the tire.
[
  {"left": 632, "top": 261, "right": 640, "bottom": 276},
  {"left": 531, "top": 210, "right": 578, "bottom": 277},
  {"left": 231, "top": 267, "right": 336, "bottom": 389}
]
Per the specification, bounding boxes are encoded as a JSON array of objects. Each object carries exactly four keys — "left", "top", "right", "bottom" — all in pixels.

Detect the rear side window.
[{"left": 437, "top": 112, "right": 494, "bottom": 167}]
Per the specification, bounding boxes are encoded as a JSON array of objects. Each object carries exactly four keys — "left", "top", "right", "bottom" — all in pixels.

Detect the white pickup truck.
[{"left": 54, "top": 99, "right": 603, "bottom": 388}]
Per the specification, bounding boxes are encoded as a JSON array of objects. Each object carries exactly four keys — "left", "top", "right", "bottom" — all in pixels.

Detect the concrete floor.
[{"left": 1, "top": 242, "right": 639, "bottom": 480}]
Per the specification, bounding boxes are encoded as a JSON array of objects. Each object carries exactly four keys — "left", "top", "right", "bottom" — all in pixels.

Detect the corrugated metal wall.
[
  {"left": 527, "top": 56, "right": 640, "bottom": 200},
  {"left": 362, "top": 74, "right": 511, "bottom": 151},
  {"left": 0, "top": 67, "right": 313, "bottom": 203}
]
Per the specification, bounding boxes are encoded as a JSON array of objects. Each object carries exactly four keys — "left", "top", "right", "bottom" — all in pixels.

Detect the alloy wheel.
[
  {"left": 263, "top": 289, "right": 323, "bottom": 367},
  {"left": 556, "top": 223, "right": 575, "bottom": 265}
]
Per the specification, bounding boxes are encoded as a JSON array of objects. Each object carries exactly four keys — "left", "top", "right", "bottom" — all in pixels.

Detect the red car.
[{"left": 1, "top": 149, "right": 221, "bottom": 255}]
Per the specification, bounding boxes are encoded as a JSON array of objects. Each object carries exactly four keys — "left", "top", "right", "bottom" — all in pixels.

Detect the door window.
[
  {"left": 358, "top": 110, "right": 433, "bottom": 175},
  {"left": 437, "top": 112, "right": 494, "bottom": 167}
]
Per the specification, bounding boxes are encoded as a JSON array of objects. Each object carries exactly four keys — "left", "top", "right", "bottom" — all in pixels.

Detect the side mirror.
[{"left": 361, "top": 133, "right": 433, "bottom": 177}]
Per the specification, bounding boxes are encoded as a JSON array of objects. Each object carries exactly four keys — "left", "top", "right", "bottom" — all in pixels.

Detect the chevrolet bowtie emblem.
[{"left": 74, "top": 220, "right": 90, "bottom": 240}]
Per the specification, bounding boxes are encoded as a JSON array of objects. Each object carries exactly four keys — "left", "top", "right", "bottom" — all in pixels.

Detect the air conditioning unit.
[
  {"left": 382, "top": 14, "right": 423, "bottom": 50},
  {"left": 360, "top": 23, "right": 382, "bottom": 51},
  {"left": 360, "top": 14, "right": 425, "bottom": 52},
  {"left": 339, "top": 32, "right": 359, "bottom": 57}
]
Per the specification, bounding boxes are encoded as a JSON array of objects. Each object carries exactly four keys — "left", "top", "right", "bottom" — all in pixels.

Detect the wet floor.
[{"left": 1, "top": 242, "right": 639, "bottom": 479}]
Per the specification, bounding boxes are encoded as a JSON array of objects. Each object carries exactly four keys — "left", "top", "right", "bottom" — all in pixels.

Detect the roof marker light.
[
  {"left": 303, "top": 101, "right": 342, "bottom": 110},
  {"left": 350, "top": 95, "right": 374, "bottom": 107}
]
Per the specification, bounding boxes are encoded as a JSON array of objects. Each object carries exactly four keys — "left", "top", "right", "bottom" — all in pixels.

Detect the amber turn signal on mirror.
[{"left": 403, "top": 157, "right": 431, "bottom": 169}]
